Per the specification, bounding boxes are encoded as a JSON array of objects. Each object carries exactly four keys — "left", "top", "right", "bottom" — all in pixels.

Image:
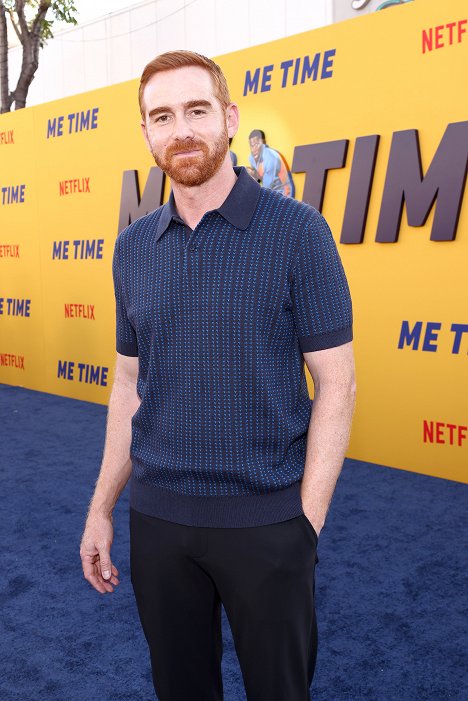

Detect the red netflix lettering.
[
  {"left": 0, "top": 244, "right": 20, "bottom": 257},
  {"left": 64, "top": 303, "right": 95, "bottom": 320},
  {"left": 422, "top": 19, "right": 467, "bottom": 53},
  {"left": 0, "top": 353, "right": 25, "bottom": 369},
  {"left": 59, "top": 177, "right": 91, "bottom": 196},
  {"left": 423, "top": 420, "right": 467, "bottom": 447},
  {"left": 0, "top": 130, "right": 14, "bottom": 145}
]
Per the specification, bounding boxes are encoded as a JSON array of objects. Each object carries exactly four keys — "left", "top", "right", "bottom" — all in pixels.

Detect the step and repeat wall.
[{"left": 0, "top": 0, "right": 466, "bottom": 482}]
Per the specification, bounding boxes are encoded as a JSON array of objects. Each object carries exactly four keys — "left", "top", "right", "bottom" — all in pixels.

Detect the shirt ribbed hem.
[
  {"left": 116, "top": 339, "right": 138, "bottom": 356},
  {"left": 130, "top": 475, "right": 305, "bottom": 528},
  {"left": 298, "top": 325, "right": 353, "bottom": 352}
]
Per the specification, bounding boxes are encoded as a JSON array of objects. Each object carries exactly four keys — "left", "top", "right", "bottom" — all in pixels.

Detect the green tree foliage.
[{"left": 0, "top": 1, "right": 77, "bottom": 112}]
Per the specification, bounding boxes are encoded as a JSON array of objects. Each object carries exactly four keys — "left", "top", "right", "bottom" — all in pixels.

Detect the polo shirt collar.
[
  {"left": 155, "top": 166, "right": 261, "bottom": 241},
  {"left": 217, "top": 166, "right": 261, "bottom": 230}
]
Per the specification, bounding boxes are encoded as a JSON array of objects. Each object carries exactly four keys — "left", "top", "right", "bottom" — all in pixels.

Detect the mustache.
[{"left": 165, "top": 139, "right": 208, "bottom": 157}]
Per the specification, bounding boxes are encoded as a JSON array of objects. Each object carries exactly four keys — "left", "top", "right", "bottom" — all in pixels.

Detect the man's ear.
[{"left": 226, "top": 103, "right": 239, "bottom": 139}]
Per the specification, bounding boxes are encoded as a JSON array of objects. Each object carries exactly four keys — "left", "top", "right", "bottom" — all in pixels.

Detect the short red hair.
[{"left": 139, "top": 50, "right": 231, "bottom": 118}]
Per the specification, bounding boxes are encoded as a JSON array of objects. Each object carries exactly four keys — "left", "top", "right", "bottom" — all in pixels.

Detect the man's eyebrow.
[{"left": 148, "top": 99, "right": 214, "bottom": 119}]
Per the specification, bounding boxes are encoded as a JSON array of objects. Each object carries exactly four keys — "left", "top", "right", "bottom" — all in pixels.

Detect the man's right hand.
[{"left": 80, "top": 512, "right": 120, "bottom": 594}]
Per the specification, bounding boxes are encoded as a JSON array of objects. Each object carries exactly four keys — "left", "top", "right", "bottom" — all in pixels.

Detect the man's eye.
[
  {"left": 190, "top": 109, "right": 206, "bottom": 118},
  {"left": 155, "top": 114, "right": 170, "bottom": 124}
]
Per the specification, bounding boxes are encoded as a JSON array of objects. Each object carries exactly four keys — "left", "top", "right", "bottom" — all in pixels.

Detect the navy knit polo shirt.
[{"left": 112, "top": 166, "right": 353, "bottom": 528}]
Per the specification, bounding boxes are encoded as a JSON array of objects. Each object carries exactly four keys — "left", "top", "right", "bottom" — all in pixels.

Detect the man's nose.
[{"left": 172, "top": 114, "right": 195, "bottom": 140}]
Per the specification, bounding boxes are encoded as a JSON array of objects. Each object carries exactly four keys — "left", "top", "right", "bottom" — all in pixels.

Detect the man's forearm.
[
  {"left": 88, "top": 375, "right": 141, "bottom": 518},
  {"left": 300, "top": 383, "right": 356, "bottom": 534}
]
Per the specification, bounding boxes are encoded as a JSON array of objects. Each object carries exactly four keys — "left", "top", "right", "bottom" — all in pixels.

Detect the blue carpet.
[{"left": 0, "top": 383, "right": 467, "bottom": 700}]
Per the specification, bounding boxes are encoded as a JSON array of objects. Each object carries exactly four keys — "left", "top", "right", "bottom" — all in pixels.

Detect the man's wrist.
[
  {"left": 301, "top": 496, "right": 327, "bottom": 535},
  {"left": 88, "top": 497, "right": 114, "bottom": 520},
  {"left": 305, "top": 513, "right": 324, "bottom": 537}
]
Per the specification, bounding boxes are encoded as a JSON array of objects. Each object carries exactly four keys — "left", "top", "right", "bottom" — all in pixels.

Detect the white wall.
[{"left": 7, "top": 0, "right": 332, "bottom": 107}]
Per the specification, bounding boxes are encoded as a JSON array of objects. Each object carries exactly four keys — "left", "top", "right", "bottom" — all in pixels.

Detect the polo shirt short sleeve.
[{"left": 291, "top": 209, "right": 353, "bottom": 352}]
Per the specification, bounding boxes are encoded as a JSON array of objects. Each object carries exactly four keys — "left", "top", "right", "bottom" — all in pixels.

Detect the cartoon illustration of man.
[{"left": 248, "top": 128, "right": 295, "bottom": 197}]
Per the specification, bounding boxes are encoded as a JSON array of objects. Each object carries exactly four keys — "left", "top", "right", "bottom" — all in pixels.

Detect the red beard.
[{"left": 152, "top": 131, "right": 228, "bottom": 187}]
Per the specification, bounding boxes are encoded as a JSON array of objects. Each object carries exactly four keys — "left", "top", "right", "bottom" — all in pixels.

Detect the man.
[
  {"left": 80, "top": 50, "right": 356, "bottom": 701},
  {"left": 248, "top": 128, "right": 295, "bottom": 196}
]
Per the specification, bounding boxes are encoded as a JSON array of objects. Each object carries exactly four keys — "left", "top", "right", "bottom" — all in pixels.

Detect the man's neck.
[{"left": 171, "top": 155, "right": 237, "bottom": 230}]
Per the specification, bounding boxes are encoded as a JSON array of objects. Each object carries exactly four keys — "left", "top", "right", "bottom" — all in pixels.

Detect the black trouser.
[{"left": 130, "top": 507, "right": 318, "bottom": 701}]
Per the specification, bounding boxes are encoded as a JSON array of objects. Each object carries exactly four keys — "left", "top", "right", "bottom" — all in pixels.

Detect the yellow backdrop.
[{"left": 0, "top": 0, "right": 466, "bottom": 482}]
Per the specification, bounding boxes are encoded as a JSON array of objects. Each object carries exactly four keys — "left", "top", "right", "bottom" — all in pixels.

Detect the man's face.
[
  {"left": 249, "top": 136, "right": 263, "bottom": 160},
  {"left": 141, "top": 66, "right": 237, "bottom": 187}
]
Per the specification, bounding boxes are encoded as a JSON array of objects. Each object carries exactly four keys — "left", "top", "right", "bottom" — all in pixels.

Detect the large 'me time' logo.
[{"left": 118, "top": 121, "right": 468, "bottom": 244}]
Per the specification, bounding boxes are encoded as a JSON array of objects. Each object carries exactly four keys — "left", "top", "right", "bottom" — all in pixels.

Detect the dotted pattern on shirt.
[{"left": 112, "top": 185, "right": 353, "bottom": 498}]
